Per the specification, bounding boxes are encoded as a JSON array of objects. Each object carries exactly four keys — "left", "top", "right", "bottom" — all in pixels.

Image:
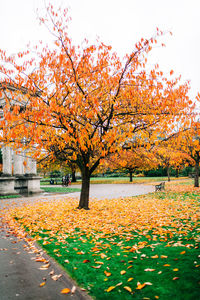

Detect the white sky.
[{"left": 0, "top": 0, "right": 199, "bottom": 100}]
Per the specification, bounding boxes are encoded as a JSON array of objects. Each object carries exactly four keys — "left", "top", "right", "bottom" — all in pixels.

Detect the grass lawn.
[
  {"left": 0, "top": 194, "right": 21, "bottom": 199},
  {"left": 40, "top": 186, "right": 81, "bottom": 193},
  {"left": 2, "top": 181, "right": 200, "bottom": 299}
]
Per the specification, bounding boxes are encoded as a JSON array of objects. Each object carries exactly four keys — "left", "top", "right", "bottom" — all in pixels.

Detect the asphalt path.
[{"left": 0, "top": 183, "right": 154, "bottom": 299}]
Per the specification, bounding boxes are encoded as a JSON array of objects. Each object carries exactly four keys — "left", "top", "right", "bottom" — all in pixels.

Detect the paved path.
[{"left": 0, "top": 183, "right": 154, "bottom": 299}]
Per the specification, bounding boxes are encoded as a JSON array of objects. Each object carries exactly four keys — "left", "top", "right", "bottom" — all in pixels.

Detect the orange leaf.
[
  {"left": 39, "top": 282, "right": 46, "bottom": 287},
  {"left": 104, "top": 271, "right": 111, "bottom": 277},
  {"left": 106, "top": 286, "right": 116, "bottom": 292},
  {"left": 83, "top": 259, "right": 90, "bottom": 263},
  {"left": 180, "top": 251, "right": 186, "bottom": 255},
  {"left": 120, "top": 270, "right": 126, "bottom": 275},
  {"left": 61, "top": 288, "right": 71, "bottom": 294},
  {"left": 124, "top": 286, "right": 132, "bottom": 293},
  {"left": 136, "top": 283, "right": 146, "bottom": 290},
  {"left": 151, "top": 255, "right": 159, "bottom": 259}
]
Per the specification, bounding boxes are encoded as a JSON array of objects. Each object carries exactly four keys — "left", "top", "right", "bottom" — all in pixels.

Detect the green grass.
[
  {"left": 89, "top": 176, "right": 188, "bottom": 184},
  {"left": 0, "top": 194, "right": 20, "bottom": 199},
  {"left": 31, "top": 221, "right": 200, "bottom": 300},
  {"left": 14, "top": 187, "right": 200, "bottom": 300},
  {"left": 41, "top": 186, "right": 81, "bottom": 193}
]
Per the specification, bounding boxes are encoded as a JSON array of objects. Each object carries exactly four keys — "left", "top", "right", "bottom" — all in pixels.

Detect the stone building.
[{"left": 0, "top": 82, "right": 41, "bottom": 195}]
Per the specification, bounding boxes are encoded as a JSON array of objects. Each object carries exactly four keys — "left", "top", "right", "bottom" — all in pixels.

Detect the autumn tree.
[
  {"left": 104, "top": 149, "right": 158, "bottom": 182},
  {"left": 153, "top": 146, "right": 193, "bottom": 181},
  {"left": 173, "top": 116, "right": 200, "bottom": 187},
  {"left": 0, "top": 5, "right": 194, "bottom": 209}
]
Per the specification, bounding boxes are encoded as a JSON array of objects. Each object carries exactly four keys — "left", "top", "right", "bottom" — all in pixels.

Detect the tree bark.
[
  {"left": 176, "top": 168, "right": 179, "bottom": 178},
  {"left": 78, "top": 166, "right": 90, "bottom": 209},
  {"left": 129, "top": 169, "right": 133, "bottom": 182},
  {"left": 71, "top": 169, "right": 76, "bottom": 182},
  {"left": 167, "top": 166, "right": 170, "bottom": 182},
  {"left": 194, "top": 151, "right": 199, "bottom": 188}
]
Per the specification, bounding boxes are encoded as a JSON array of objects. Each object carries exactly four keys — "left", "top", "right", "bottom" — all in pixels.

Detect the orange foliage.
[{"left": 0, "top": 5, "right": 195, "bottom": 208}]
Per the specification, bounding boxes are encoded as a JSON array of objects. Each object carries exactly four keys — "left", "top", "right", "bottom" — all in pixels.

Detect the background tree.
[
  {"left": 0, "top": 5, "right": 194, "bottom": 209},
  {"left": 153, "top": 146, "right": 193, "bottom": 181},
  {"left": 104, "top": 149, "right": 158, "bottom": 182},
  {"left": 173, "top": 117, "right": 200, "bottom": 187}
]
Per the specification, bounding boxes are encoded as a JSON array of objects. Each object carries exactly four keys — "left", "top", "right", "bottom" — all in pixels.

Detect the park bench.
[{"left": 155, "top": 182, "right": 165, "bottom": 192}]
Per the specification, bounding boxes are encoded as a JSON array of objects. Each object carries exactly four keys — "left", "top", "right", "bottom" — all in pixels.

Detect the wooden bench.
[{"left": 155, "top": 182, "right": 165, "bottom": 192}]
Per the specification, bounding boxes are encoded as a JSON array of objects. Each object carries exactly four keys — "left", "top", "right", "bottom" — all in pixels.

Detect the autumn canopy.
[{"left": 0, "top": 4, "right": 195, "bottom": 208}]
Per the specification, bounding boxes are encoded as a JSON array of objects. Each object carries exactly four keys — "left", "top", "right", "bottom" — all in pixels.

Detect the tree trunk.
[
  {"left": 194, "top": 151, "right": 199, "bottom": 187},
  {"left": 176, "top": 168, "right": 179, "bottom": 178},
  {"left": 71, "top": 170, "right": 76, "bottom": 182},
  {"left": 167, "top": 166, "right": 170, "bottom": 182},
  {"left": 78, "top": 167, "right": 90, "bottom": 209},
  {"left": 129, "top": 169, "right": 133, "bottom": 182}
]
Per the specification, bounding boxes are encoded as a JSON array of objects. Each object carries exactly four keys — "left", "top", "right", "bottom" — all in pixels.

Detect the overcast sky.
[{"left": 0, "top": 0, "right": 199, "bottom": 100}]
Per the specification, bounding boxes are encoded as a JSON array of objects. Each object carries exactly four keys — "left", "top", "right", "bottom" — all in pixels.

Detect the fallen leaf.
[
  {"left": 71, "top": 286, "right": 76, "bottom": 294},
  {"left": 83, "top": 259, "right": 90, "bottom": 263},
  {"left": 136, "top": 283, "right": 146, "bottom": 290},
  {"left": 61, "top": 288, "right": 71, "bottom": 294},
  {"left": 124, "top": 286, "right": 132, "bottom": 293},
  {"left": 161, "top": 255, "right": 168, "bottom": 258},
  {"left": 144, "top": 268, "right": 155, "bottom": 272},
  {"left": 39, "top": 282, "right": 46, "bottom": 287},
  {"left": 120, "top": 270, "right": 126, "bottom": 275},
  {"left": 151, "top": 255, "right": 159, "bottom": 259},
  {"left": 104, "top": 271, "right": 111, "bottom": 277},
  {"left": 180, "top": 251, "right": 186, "bottom": 255},
  {"left": 91, "top": 265, "right": 101, "bottom": 269},
  {"left": 51, "top": 274, "right": 62, "bottom": 281},
  {"left": 106, "top": 286, "right": 116, "bottom": 292},
  {"left": 128, "top": 277, "right": 134, "bottom": 282},
  {"left": 173, "top": 277, "right": 179, "bottom": 280},
  {"left": 173, "top": 268, "right": 179, "bottom": 271}
]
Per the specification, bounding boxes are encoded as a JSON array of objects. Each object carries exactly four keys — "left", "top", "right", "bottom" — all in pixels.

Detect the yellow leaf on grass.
[
  {"left": 124, "top": 286, "right": 132, "bottom": 293},
  {"left": 128, "top": 277, "right": 134, "bottom": 282},
  {"left": 100, "top": 253, "right": 107, "bottom": 259},
  {"left": 136, "top": 283, "right": 146, "bottom": 290},
  {"left": 106, "top": 286, "right": 116, "bottom": 292},
  {"left": 151, "top": 255, "right": 159, "bottom": 259},
  {"left": 180, "top": 251, "right": 186, "bottom": 255},
  {"left": 61, "top": 288, "right": 71, "bottom": 294},
  {"left": 120, "top": 270, "right": 126, "bottom": 275},
  {"left": 104, "top": 271, "right": 111, "bottom": 277},
  {"left": 173, "top": 268, "right": 179, "bottom": 271},
  {"left": 163, "top": 264, "right": 170, "bottom": 267}
]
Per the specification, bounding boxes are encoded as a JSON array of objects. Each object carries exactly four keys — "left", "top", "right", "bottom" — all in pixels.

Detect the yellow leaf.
[
  {"left": 100, "top": 253, "right": 107, "bottom": 259},
  {"left": 61, "top": 288, "right": 71, "bottom": 294},
  {"left": 106, "top": 286, "right": 116, "bottom": 292},
  {"left": 120, "top": 270, "right": 126, "bottom": 275},
  {"left": 180, "top": 251, "right": 186, "bottom": 255},
  {"left": 136, "top": 283, "right": 146, "bottom": 290},
  {"left": 163, "top": 264, "right": 170, "bottom": 267},
  {"left": 104, "top": 271, "right": 111, "bottom": 277},
  {"left": 124, "top": 286, "right": 132, "bottom": 293},
  {"left": 173, "top": 268, "right": 179, "bottom": 271},
  {"left": 39, "top": 282, "right": 46, "bottom": 287},
  {"left": 128, "top": 278, "right": 134, "bottom": 282},
  {"left": 151, "top": 255, "right": 159, "bottom": 259}
]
